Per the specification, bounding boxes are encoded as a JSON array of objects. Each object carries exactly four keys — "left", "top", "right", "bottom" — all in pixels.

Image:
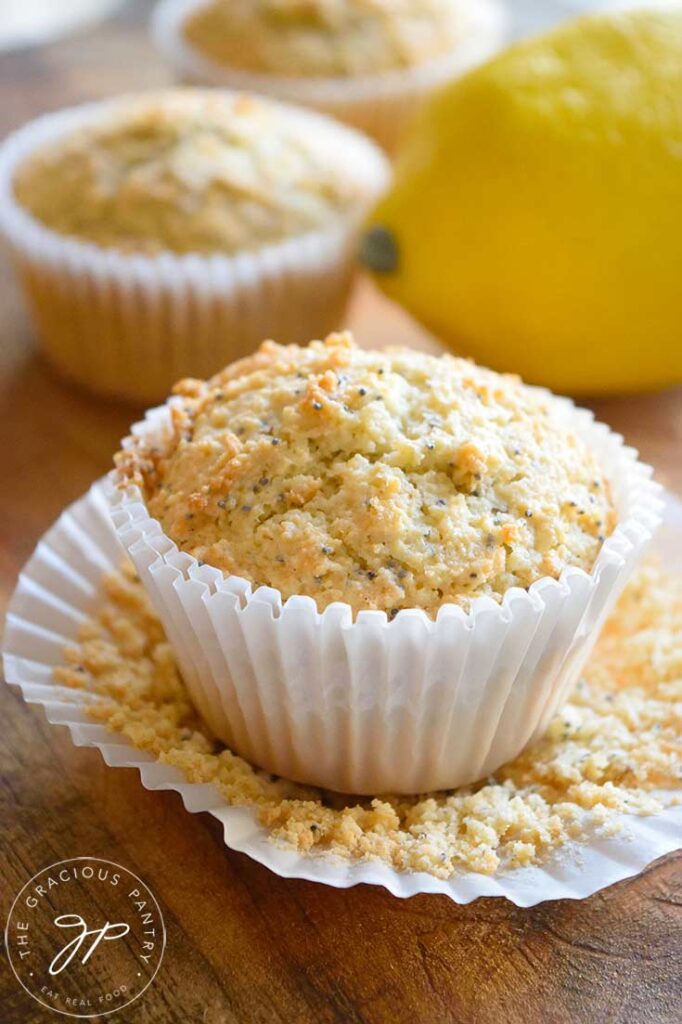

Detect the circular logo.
[{"left": 5, "top": 857, "right": 165, "bottom": 1018}]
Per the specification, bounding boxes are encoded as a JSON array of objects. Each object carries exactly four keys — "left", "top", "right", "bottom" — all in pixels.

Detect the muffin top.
[
  {"left": 13, "top": 90, "right": 375, "bottom": 255},
  {"left": 118, "top": 333, "right": 615, "bottom": 617},
  {"left": 183, "top": 0, "right": 464, "bottom": 78}
]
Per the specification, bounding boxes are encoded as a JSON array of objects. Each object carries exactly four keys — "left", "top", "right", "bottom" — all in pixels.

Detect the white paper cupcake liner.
[
  {"left": 107, "top": 396, "right": 662, "bottom": 795},
  {"left": 3, "top": 481, "right": 680, "bottom": 905},
  {"left": 0, "top": 95, "right": 390, "bottom": 403},
  {"left": 152, "top": 0, "right": 508, "bottom": 152}
]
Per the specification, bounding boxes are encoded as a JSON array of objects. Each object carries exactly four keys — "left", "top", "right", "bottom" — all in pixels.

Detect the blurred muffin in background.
[
  {"left": 0, "top": 89, "right": 388, "bottom": 402},
  {"left": 153, "top": 0, "right": 506, "bottom": 152}
]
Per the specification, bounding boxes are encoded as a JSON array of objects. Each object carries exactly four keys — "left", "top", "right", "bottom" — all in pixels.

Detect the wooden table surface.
[{"left": 1, "top": 5, "right": 681, "bottom": 1022}]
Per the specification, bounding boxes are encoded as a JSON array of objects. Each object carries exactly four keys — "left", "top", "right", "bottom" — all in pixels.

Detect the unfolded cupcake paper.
[
  {"left": 152, "top": 0, "right": 508, "bottom": 152},
  {"left": 3, "top": 481, "right": 680, "bottom": 905},
  {"left": 0, "top": 96, "right": 389, "bottom": 402}
]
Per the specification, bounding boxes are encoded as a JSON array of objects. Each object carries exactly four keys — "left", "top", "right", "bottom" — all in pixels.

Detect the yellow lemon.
[{"left": 363, "top": 10, "right": 682, "bottom": 395}]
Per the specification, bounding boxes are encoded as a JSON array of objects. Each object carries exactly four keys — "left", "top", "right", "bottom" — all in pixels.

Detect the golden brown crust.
[
  {"left": 14, "top": 90, "right": 368, "bottom": 255},
  {"left": 184, "top": 0, "right": 464, "bottom": 77},
  {"left": 116, "top": 333, "right": 616, "bottom": 616}
]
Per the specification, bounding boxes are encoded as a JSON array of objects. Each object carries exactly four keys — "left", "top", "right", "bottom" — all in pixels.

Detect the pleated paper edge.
[{"left": 3, "top": 478, "right": 681, "bottom": 905}]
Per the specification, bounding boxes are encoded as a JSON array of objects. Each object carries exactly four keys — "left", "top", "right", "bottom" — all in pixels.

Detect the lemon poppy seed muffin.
[
  {"left": 118, "top": 333, "right": 616, "bottom": 618},
  {"left": 1, "top": 92, "right": 386, "bottom": 402},
  {"left": 13, "top": 90, "right": 369, "bottom": 255},
  {"left": 183, "top": 0, "right": 466, "bottom": 78}
]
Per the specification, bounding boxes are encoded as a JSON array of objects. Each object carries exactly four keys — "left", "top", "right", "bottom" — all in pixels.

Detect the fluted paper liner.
[
  {"left": 152, "top": 0, "right": 507, "bottom": 152},
  {"left": 0, "top": 96, "right": 389, "bottom": 402},
  {"left": 3, "top": 481, "right": 680, "bottom": 905},
  {"left": 106, "top": 396, "right": 663, "bottom": 794}
]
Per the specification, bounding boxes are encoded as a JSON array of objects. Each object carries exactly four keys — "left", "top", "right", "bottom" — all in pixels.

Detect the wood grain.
[{"left": 1, "top": 5, "right": 680, "bottom": 1022}]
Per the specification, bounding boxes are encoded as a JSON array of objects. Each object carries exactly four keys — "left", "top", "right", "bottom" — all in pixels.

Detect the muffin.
[
  {"left": 153, "top": 0, "right": 506, "bottom": 152},
  {"left": 0, "top": 90, "right": 388, "bottom": 402},
  {"left": 121, "top": 333, "right": 616, "bottom": 615},
  {"left": 109, "top": 334, "right": 660, "bottom": 793}
]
